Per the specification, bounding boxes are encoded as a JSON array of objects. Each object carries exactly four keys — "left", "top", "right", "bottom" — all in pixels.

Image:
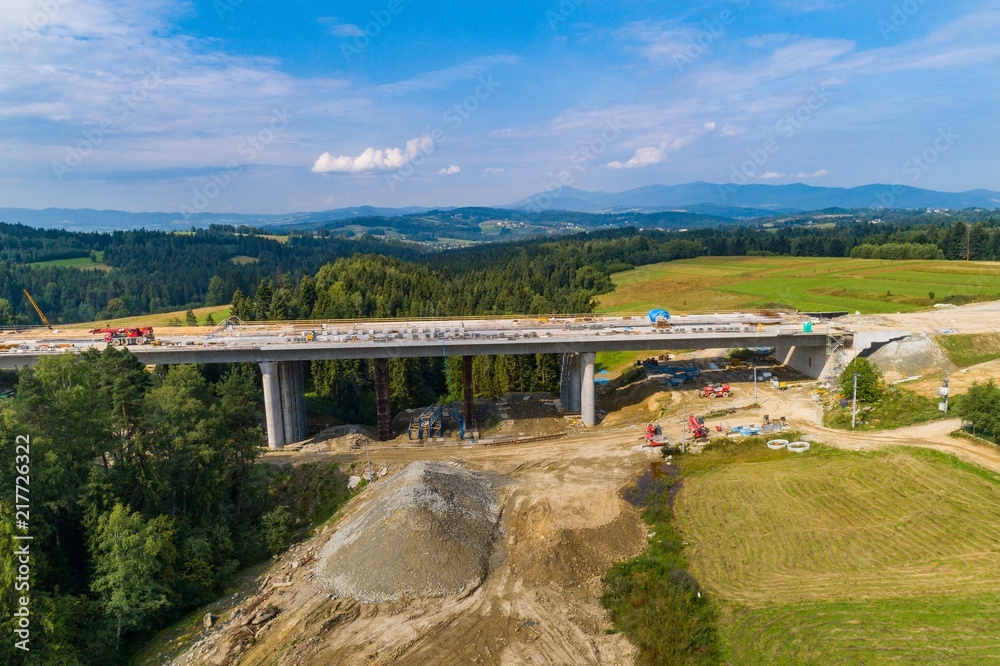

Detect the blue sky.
[{"left": 1, "top": 0, "right": 998, "bottom": 213}]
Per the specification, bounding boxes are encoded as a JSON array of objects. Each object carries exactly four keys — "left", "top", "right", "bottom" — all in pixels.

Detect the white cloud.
[
  {"left": 606, "top": 145, "right": 666, "bottom": 169},
  {"left": 312, "top": 135, "right": 435, "bottom": 173},
  {"left": 760, "top": 169, "right": 833, "bottom": 179},
  {"left": 329, "top": 23, "right": 365, "bottom": 37},
  {"left": 437, "top": 164, "right": 461, "bottom": 175},
  {"left": 377, "top": 55, "right": 517, "bottom": 94},
  {"left": 481, "top": 167, "right": 505, "bottom": 177},
  {"left": 703, "top": 121, "right": 716, "bottom": 132}
]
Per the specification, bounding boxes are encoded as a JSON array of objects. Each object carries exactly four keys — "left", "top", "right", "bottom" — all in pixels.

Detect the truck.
[
  {"left": 90, "top": 327, "right": 155, "bottom": 346},
  {"left": 699, "top": 383, "right": 732, "bottom": 398}
]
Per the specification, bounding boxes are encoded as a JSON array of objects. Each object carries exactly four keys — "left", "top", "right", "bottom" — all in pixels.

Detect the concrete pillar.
[
  {"left": 570, "top": 353, "right": 582, "bottom": 413},
  {"left": 581, "top": 352, "right": 596, "bottom": 427},
  {"left": 279, "top": 361, "right": 297, "bottom": 444},
  {"left": 462, "top": 356, "right": 475, "bottom": 437},
  {"left": 275, "top": 361, "right": 307, "bottom": 444},
  {"left": 260, "top": 361, "right": 284, "bottom": 449}
]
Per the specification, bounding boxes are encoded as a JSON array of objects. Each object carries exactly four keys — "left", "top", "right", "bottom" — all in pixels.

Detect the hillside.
[{"left": 598, "top": 256, "right": 1000, "bottom": 314}]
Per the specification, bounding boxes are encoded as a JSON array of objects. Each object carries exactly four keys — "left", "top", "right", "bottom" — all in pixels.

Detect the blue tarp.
[{"left": 647, "top": 308, "right": 670, "bottom": 322}]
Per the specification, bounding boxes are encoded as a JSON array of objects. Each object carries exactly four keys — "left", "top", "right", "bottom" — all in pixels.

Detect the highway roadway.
[{"left": 0, "top": 313, "right": 830, "bottom": 369}]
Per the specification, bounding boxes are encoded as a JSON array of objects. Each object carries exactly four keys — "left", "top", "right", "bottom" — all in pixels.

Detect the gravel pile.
[
  {"left": 868, "top": 333, "right": 954, "bottom": 381},
  {"left": 314, "top": 461, "right": 500, "bottom": 603}
]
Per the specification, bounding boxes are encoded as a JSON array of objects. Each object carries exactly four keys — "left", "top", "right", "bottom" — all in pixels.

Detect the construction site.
[{"left": 141, "top": 300, "right": 1000, "bottom": 665}]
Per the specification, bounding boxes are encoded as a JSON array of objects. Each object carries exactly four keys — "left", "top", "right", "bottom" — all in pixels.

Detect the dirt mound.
[
  {"left": 314, "top": 461, "right": 500, "bottom": 603},
  {"left": 299, "top": 424, "right": 375, "bottom": 452},
  {"left": 868, "top": 333, "right": 955, "bottom": 381}
]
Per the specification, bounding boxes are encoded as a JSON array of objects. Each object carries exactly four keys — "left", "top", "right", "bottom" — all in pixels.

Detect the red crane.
[{"left": 90, "top": 327, "right": 155, "bottom": 346}]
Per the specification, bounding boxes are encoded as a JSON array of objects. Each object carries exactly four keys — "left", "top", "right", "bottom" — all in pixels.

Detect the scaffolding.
[{"left": 408, "top": 404, "right": 444, "bottom": 440}]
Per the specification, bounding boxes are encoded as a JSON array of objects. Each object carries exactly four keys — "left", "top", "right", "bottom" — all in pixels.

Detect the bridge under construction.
[{"left": 0, "top": 312, "right": 901, "bottom": 449}]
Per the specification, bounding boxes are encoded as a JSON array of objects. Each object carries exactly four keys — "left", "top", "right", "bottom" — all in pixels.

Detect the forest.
[
  {"left": 0, "top": 212, "right": 998, "bottom": 326},
  {"left": 0, "top": 349, "right": 317, "bottom": 663}
]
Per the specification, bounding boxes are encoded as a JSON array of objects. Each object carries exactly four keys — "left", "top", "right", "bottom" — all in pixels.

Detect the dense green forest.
[
  {"left": 0, "top": 212, "right": 998, "bottom": 326},
  {"left": 0, "top": 349, "right": 328, "bottom": 663}
]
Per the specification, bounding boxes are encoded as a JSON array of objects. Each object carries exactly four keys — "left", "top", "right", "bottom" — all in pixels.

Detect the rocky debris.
[
  {"left": 203, "top": 613, "right": 217, "bottom": 629},
  {"left": 868, "top": 333, "right": 955, "bottom": 381},
  {"left": 314, "top": 461, "right": 500, "bottom": 603},
  {"left": 347, "top": 475, "right": 362, "bottom": 489}
]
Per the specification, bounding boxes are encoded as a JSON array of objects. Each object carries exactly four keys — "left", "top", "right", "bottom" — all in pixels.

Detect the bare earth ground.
[{"left": 169, "top": 426, "right": 654, "bottom": 665}]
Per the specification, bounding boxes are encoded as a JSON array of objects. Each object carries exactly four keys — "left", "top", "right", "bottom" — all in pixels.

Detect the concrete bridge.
[{"left": 0, "top": 314, "right": 837, "bottom": 448}]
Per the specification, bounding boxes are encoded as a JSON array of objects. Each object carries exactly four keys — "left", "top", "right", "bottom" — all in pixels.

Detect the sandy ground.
[
  {"left": 170, "top": 426, "right": 655, "bottom": 666},
  {"left": 838, "top": 299, "right": 1000, "bottom": 335}
]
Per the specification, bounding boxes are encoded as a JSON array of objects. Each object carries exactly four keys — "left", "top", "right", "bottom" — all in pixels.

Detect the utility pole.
[
  {"left": 941, "top": 372, "right": 950, "bottom": 413},
  {"left": 753, "top": 365, "right": 758, "bottom": 405},
  {"left": 681, "top": 401, "right": 686, "bottom": 454},
  {"left": 851, "top": 373, "right": 859, "bottom": 430}
]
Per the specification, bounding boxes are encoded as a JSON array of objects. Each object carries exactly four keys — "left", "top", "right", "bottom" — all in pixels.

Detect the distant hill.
[
  {"left": 0, "top": 205, "right": 432, "bottom": 232},
  {"left": 507, "top": 182, "right": 1000, "bottom": 213},
  {"left": 5, "top": 181, "right": 999, "bottom": 233}
]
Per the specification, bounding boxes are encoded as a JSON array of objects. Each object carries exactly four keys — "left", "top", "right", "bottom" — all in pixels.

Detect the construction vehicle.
[
  {"left": 22, "top": 290, "right": 51, "bottom": 328},
  {"left": 700, "top": 383, "right": 732, "bottom": 398},
  {"left": 687, "top": 415, "right": 710, "bottom": 440},
  {"left": 90, "top": 327, "right": 155, "bottom": 346},
  {"left": 644, "top": 423, "right": 668, "bottom": 447}
]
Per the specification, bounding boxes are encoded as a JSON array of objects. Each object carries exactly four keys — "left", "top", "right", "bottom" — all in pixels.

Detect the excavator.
[{"left": 23, "top": 290, "right": 51, "bottom": 328}]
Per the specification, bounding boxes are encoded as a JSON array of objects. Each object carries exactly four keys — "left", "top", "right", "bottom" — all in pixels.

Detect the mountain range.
[{"left": 2, "top": 183, "right": 998, "bottom": 231}]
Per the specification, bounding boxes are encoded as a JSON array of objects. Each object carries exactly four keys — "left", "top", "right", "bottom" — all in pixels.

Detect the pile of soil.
[
  {"left": 299, "top": 424, "right": 375, "bottom": 452},
  {"left": 314, "top": 461, "right": 500, "bottom": 603},
  {"left": 868, "top": 333, "right": 955, "bottom": 381}
]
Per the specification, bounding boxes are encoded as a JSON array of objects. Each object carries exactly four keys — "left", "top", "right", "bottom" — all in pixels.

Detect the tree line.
[{"left": 0, "top": 349, "right": 315, "bottom": 663}]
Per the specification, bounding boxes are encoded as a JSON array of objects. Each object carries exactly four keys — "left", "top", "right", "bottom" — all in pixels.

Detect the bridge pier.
[
  {"left": 560, "top": 353, "right": 583, "bottom": 413},
  {"left": 462, "top": 356, "right": 475, "bottom": 437},
  {"left": 260, "top": 360, "right": 308, "bottom": 450},
  {"left": 581, "top": 352, "right": 596, "bottom": 427},
  {"left": 260, "top": 361, "right": 284, "bottom": 449},
  {"left": 774, "top": 340, "right": 829, "bottom": 379},
  {"left": 374, "top": 358, "right": 392, "bottom": 441}
]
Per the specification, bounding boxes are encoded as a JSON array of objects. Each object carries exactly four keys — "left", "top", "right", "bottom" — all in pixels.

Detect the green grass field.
[
  {"left": 599, "top": 256, "right": 1000, "bottom": 314},
  {"left": 29, "top": 252, "right": 109, "bottom": 270},
  {"left": 674, "top": 445, "right": 1000, "bottom": 663},
  {"left": 936, "top": 333, "right": 1000, "bottom": 367}
]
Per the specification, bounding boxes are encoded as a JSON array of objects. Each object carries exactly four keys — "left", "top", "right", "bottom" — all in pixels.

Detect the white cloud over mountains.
[{"left": 312, "top": 135, "right": 435, "bottom": 173}]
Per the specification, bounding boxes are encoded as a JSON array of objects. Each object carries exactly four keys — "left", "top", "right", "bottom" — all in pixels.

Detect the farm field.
[
  {"left": 66, "top": 304, "right": 231, "bottom": 329},
  {"left": 29, "top": 252, "right": 110, "bottom": 270},
  {"left": 675, "top": 446, "right": 1000, "bottom": 663},
  {"left": 598, "top": 256, "right": 1000, "bottom": 314}
]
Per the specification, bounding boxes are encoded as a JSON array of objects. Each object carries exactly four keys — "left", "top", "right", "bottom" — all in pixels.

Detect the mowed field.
[
  {"left": 598, "top": 256, "right": 1000, "bottom": 314},
  {"left": 675, "top": 446, "right": 1000, "bottom": 663}
]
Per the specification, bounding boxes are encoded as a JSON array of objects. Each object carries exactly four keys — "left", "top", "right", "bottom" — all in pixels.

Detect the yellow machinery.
[{"left": 22, "top": 290, "right": 51, "bottom": 328}]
